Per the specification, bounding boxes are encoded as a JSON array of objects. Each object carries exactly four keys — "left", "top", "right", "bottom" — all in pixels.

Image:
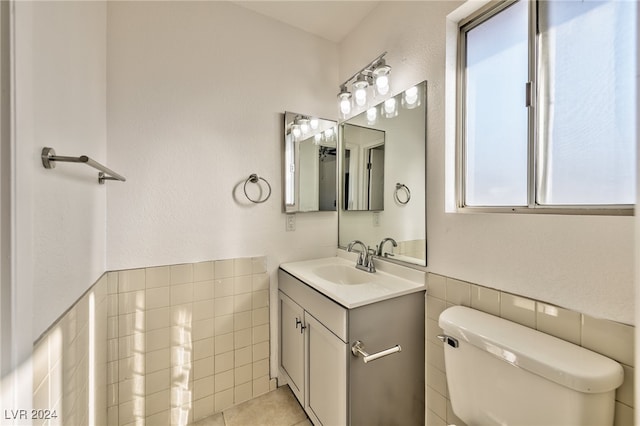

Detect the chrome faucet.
[
  {"left": 347, "top": 240, "right": 376, "bottom": 273},
  {"left": 376, "top": 237, "right": 398, "bottom": 257}
]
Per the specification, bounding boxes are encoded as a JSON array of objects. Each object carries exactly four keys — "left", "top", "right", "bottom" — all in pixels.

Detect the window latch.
[{"left": 525, "top": 81, "right": 533, "bottom": 107}]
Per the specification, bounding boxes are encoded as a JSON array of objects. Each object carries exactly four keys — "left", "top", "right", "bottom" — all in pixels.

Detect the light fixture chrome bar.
[
  {"left": 339, "top": 51, "right": 388, "bottom": 87},
  {"left": 41, "top": 147, "right": 126, "bottom": 184}
]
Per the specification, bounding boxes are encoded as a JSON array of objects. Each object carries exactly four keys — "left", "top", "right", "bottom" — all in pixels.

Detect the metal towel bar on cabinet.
[
  {"left": 41, "top": 147, "right": 126, "bottom": 184},
  {"left": 351, "top": 340, "right": 402, "bottom": 363}
]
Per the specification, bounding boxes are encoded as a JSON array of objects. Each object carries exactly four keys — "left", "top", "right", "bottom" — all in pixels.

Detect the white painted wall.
[
  {"left": 0, "top": 0, "right": 34, "bottom": 413},
  {"left": 106, "top": 1, "right": 338, "bottom": 271},
  {"left": 105, "top": 2, "right": 340, "bottom": 377},
  {"left": 13, "top": 1, "right": 108, "bottom": 339},
  {"left": 340, "top": 1, "right": 636, "bottom": 325}
]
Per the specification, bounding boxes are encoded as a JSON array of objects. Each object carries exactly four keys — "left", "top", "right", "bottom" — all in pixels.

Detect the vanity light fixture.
[
  {"left": 366, "top": 106, "right": 378, "bottom": 125},
  {"left": 402, "top": 85, "right": 421, "bottom": 109},
  {"left": 324, "top": 127, "right": 335, "bottom": 140},
  {"left": 287, "top": 114, "right": 335, "bottom": 146},
  {"left": 353, "top": 74, "right": 370, "bottom": 107},
  {"left": 298, "top": 117, "right": 310, "bottom": 135},
  {"left": 338, "top": 86, "right": 352, "bottom": 118},
  {"left": 289, "top": 115, "right": 314, "bottom": 140},
  {"left": 372, "top": 59, "right": 391, "bottom": 96},
  {"left": 383, "top": 97, "right": 398, "bottom": 118},
  {"left": 338, "top": 52, "right": 391, "bottom": 117},
  {"left": 292, "top": 124, "right": 302, "bottom": 139}
]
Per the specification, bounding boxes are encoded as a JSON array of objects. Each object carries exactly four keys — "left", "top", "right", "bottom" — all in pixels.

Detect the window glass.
[
  {"left": 464, "top": 0, "right": 529, "bottom": 207},
  {"left": 537, "top": 0, "right": 636, "bottom": 205}
]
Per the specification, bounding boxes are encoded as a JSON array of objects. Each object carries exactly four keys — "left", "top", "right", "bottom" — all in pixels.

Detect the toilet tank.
[{"left": 438, "top": 306, "right": 624, "bottom": 426}]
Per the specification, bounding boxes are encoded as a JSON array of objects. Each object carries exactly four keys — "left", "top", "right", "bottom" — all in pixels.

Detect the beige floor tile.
[
  {"left": 191, "top": 412, "right": 225, "bottom": 426},
  {"left": 223, "top": 386, "right": 307, "bottom": 426},
  {"left": 190, "top": 385, "right": 308, "bottom": 426}
]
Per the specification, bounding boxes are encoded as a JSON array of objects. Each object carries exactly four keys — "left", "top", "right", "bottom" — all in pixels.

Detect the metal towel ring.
[
  {"left": 394, "top": 183, "right": 411, "bottom": 205},
  {"left": 243, "top": 174, "right": 271, "bottom": 204}
]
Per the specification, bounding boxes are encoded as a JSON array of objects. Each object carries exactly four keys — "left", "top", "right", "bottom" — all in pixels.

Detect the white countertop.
[{"left": 279, "top": 256, "right": 426, "bottom": 309}]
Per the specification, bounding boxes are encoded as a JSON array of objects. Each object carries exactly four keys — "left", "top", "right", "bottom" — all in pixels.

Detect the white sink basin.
[
  {"left": 313, "top": 264, "right": 371, "bottom": 285},
  {"left": 280, "top": 256, "right": 425, "bottom": 308}
]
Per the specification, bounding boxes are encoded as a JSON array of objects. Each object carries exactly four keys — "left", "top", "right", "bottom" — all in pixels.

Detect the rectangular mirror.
[
  {"left": 284, "top": 112, "right": 338, "bottom": 212},
  {"left": 338, "top": 81, "right": 427, "bottom": 266},
  {"left": 342, "top": 124, "right": 385, "bottom": 211}
]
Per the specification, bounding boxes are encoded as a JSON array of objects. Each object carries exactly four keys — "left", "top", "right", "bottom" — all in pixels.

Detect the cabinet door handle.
[
  {"left": 299, "top": 324, "right": 306, "bottom": 334},
  {"left": 295, "top": 318, "right": 302, "bottom": 329}
]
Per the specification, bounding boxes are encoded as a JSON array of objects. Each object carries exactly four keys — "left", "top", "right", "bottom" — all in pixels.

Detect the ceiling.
[{"left": 232, "top": 1, "right": 381, "bottom": 43}]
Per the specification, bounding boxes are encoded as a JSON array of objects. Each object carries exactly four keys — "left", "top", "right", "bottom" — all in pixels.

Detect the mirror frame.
[{"left": 283, "top": 112, "right": 338, "bottom": 213}]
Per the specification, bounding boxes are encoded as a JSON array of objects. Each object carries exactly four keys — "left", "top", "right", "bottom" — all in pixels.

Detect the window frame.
[{"left": 456, "top": 0, "right": 634, "bottom": 216}]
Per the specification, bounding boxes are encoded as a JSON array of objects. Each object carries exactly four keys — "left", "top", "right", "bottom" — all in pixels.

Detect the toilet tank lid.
[{"left": 438, "top": 306, "right": 624, "bottom": 393}]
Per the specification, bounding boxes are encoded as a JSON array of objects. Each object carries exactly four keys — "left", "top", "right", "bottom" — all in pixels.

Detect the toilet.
[{"left": 438, "top": 306, "right": 624, "bottom": 426}]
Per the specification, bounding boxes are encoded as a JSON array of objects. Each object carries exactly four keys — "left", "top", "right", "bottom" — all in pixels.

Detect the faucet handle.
[{"left": 365, "top": 250, "right": 376, "bottom": 272}]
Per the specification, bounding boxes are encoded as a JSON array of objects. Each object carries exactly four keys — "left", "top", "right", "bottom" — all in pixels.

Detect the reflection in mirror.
[
  {"left": 342, "top": 124, "right": 385, "bottom": 211},
  {"left": 339, "top": 81, "right": 427, "bottom": 266},
  {"left": 284, "top": 112, "right": 337, "bottom": 212}
]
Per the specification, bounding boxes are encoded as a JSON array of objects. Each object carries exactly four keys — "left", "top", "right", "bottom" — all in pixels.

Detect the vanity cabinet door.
[
  {"left": 279, "top": 291, "right": 305, "bottom": 402},
  {"left": 305, "top": 313, "right": 348, "bottom": 426}
]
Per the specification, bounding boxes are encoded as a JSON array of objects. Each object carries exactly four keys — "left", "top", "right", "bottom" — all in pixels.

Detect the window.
[{"left": 458, "top": 0, "right": 636, "bottom": 213}]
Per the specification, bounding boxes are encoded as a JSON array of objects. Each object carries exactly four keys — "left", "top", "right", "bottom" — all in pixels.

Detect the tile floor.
[{"left": 191, "top": 386, "right": 311, "bottom": 426}]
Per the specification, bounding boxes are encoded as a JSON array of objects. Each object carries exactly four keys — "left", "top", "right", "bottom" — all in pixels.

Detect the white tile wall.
[
  {"left": 426, "top": 273, "right": 635, "bottom": 426},
  {"left": 33, "top": 256, "right": 272, "bottom": 426},
  {"left": 107, "top": 256, "right": 272, "bottom": 425},
  {"left": 396, "top": 239, "right": 427, "bottom": 261},
  {"left": 32, "top": 274, "right": 109, "bottom": 426}
]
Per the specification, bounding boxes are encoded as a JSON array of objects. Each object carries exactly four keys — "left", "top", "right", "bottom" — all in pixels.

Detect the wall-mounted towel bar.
[
  {"left": 394, "top": 183, "right": 411, "bottom": 205},
  {"left": 243, "top": 173, "right": 271, "bottom": 203},
  {"left": 41, "top": 147, "right": 126, "bottom": 184}
]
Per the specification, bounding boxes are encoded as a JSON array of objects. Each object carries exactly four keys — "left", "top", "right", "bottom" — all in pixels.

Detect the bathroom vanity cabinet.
[{"left": 278, "top": 268, "right": 425, "bottom": 426}]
